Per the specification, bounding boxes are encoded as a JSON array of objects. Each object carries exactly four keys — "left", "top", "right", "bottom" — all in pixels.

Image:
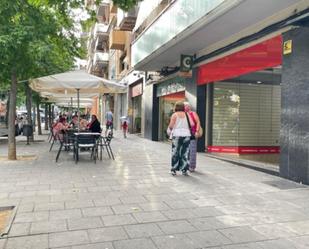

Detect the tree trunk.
[
  {"left": 5, "top": 93, "right": 10, "bottom": 128},
  {"left": 48, "top": 104, "right": 52, "bottom": 129},
  {"left": 36, "top": 101, "right": 42, "bottom": 135},
  {"left": 32, "top": 106, "right": 36, "bottom": 133},
  {"left": 44, "top": 103, "right": 48, "bottom": 130},
  {"left": 25, "top": 84, "right": 34, "bottom": 142},
  {"left": 8, "top": 70, "right": 17, "bottom": 160},
  {"left": 52, "top": 105, "right": 55, "bottom": 124}
]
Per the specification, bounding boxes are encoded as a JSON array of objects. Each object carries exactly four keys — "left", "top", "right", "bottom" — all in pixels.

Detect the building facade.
[
  {"left": 129, "top": 0, "right": 309, "bottom": 184},
  {"left": 85, "top": 0, "right": 130, "bottom": 129}
]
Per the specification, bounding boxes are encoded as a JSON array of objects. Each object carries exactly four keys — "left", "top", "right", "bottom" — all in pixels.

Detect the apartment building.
[{"left": 85, "top": 0, "right": 131, "bottom": 130}]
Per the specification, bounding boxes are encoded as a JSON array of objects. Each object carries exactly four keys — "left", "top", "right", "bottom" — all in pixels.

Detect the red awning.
[{"left": 197, "top": 35, "right": 283, "bottom": 85}]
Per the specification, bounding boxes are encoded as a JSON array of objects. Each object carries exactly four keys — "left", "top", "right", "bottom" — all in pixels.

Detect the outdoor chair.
[
  {"left": 98, "top": 131, "right": 114, "bottom": 160},
  {"left": 49, "top": 129, "right": 58, "bottom": 151},
  {"left": 55, "top": 131, "right": 75, "bottom": 162},
  {"left": 74, "top": 134, "right": 98, "bottom": 164},
  {"left": 47, "top": 127, "right": 53, "bottom": 142}
]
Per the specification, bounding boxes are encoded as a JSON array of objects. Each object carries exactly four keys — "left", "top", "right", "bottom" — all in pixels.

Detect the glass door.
[{"left": 159, "top": 91, "right": 185, "bottom": 141}]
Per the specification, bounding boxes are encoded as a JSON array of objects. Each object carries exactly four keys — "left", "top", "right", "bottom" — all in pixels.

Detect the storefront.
[
  {"left": 130, "top": 81, "right": 143, "bottom": 133},
  {"left": 197, "top": 35, "right": 283, "bottom": 164}
]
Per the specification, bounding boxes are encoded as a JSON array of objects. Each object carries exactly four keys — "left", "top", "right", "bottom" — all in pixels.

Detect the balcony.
[
  {"left": 95, "top": 37, "right": 109, "bottom": 52},
  {"left": 117, "top": 6, "right": 138, "bottom": 31},
  {"left": 96, "top": 1, "right": 110, "bottom": 23},
  {"left": 93, "top": 52, "right": 109, "bottom": 70},
  {"left": 109, "top": 30, "right": 127, "bottom": 50},
  {"left": 94, "top": 23, "right": 109, "bottom": 39}
]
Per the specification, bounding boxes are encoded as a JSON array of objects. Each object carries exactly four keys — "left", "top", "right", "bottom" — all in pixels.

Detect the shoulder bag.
[
  {"left": 189, "top": 112, "right": 203, "bottom": 138},
  {"left": 185, "top": 113, "right": 196, "bottom": 140}
]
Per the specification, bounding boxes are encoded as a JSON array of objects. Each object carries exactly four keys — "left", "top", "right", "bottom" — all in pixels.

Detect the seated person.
[
  {"left": 88, "top": 115, "right": 101, "bottom": 133},
  {"left": 52, "top": 117, "right": 69, "bottom": 140},
  {"left": 70, "top": 115, "right": 78, "bottom": 129},
  {"left": 79, "top": 115, "right": 88, "bottom": 130}
]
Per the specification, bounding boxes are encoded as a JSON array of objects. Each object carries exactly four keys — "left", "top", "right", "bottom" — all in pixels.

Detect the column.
[{"left": 280, "top": 25, "right": 309, "bottom": 184}]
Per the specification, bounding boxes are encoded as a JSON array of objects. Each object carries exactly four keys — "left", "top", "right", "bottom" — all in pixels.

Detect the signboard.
[
  {"left": 156, "top": 80, "right": 185, "bottom": 97},
  {"left": 180, "top": 54, "right": 193, "bottom": 72},
  {"left": 283, "top": 40, "right": 292, "bottom": 55},
  {"left": 131, "top": 83, "right": 143, "bottom": 98},
  {"left": 178, "top": 71, "right": 192, "bottom": 78}
]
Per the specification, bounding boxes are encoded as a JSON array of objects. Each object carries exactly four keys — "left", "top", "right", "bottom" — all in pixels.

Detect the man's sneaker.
[
  {"left": 189, "top": 168, "right": 195, "bottom": 172},
  {"left": 171, "top": 169, "right": 176, "bottom": 176}
]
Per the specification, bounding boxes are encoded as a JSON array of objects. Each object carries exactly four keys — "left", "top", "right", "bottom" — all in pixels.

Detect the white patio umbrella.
[
  {"left": 30, "top": 70, "right": 126, "bottom": 130},
  {"left": 30, "top": 70, "right": 126, "bottom": 94}
]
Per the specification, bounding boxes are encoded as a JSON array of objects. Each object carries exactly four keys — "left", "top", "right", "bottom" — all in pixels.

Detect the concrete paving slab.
[
  {"left": 49, "top": 230, "right": 89, "bottom": 248},
  {"left": 113, "top": 238, "right": 157, "bottom": 249},
  {"left": 101, "top": 214, "right": 137, "bottom": 226},
  {"left": 88, "top": 227, "right": 128, "bottom": 243},
  {"left": 30, "top": 219, "right": 67, "bottom": 234},
  {"left": 124, "top": 223, "right": 163, "bottom": 238},
  {"left": 6, "top": 235, "right": 48, "bottom": 249},
  {"left": 218, "top": 226, "right": 267, "bottom": 243},
  {"left": 0, "top": 239, "right": 6, "bottom": 249}
]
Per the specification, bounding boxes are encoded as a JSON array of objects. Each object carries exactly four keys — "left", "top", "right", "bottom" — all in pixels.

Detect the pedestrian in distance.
[
  {"left": 121, "top": 120, "right": 128, "bottom": 138},
  {"left": 167, "top": 101, "right": 192, "bottom": 176},
  {"left": 105, "top": 110, "right": 113, "bottom": 136},
  {"left": 184, "top": 102, "right": 201, "bottom": 172}
]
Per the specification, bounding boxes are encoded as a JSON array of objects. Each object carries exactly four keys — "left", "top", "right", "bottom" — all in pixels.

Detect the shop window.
[{"left": 213, "top": 81, "right": 281, "bottom": 147}]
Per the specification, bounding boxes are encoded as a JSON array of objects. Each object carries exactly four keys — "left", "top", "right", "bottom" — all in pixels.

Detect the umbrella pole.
[
  {"left": 77, "top": 88, "right": 80, "bottom": 132},
  {"left": 70, "top": 97, "right": 73, "bottom": 121}
]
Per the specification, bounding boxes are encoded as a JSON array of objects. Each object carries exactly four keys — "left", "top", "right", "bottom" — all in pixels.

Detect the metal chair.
[
  {"left": 74, "top": 134, "right": 98, "bottom": 164},
  {"left": 49, "top": 129, "right": 58, "bottom": 151},
  {"left": 98, "top": 131, "right": 114, "bottom": 160},
  {"left": 55, "top": 131, "right": 75, "bottom": 162}
]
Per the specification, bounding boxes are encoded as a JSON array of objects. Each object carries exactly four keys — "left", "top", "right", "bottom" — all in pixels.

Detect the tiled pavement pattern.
[{"left": 0, "top": 133, "right": 309, "bottom": 249}]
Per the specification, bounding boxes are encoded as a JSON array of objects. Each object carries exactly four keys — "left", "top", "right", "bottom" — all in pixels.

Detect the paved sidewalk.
[{"left": 0, "top": 132, "right": 309, "bottom": 249}]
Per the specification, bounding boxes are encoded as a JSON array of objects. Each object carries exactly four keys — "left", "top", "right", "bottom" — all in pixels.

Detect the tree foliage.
[
  {"left": 0, "top": 0, "right": 85, "bottom": 82},
  {"left": 0, "top": 0, "right": 87, "bottom": 159},
  {"left": 111, "top": 0, "right": 143, "bottom": 11}
]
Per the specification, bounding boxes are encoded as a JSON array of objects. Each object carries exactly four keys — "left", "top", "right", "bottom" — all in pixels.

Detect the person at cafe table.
[
  {"left": 53, "top": 117, "right": 69, "bottom": 140},
  {"left": 87, "top": 115, "right": 102, "bottom": 133},
  {"left": 79, "top": 114, "right": 88, "bottom": 130},
  {"left": 69, "top": 115, "right": 79, "bottom": 129}
]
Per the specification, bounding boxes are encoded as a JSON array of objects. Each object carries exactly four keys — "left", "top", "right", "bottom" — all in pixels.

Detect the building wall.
[
  {"left": 280, "top": 25, "right": 309, "bottom": 184},
  {"left": 143, "top": 83, "right": 158, "bottom": 140}
]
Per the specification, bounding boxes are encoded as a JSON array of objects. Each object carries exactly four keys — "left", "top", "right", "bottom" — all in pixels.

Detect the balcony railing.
[
  {"left": 109, "top": 30, "right": 127, "bottom": 50},
  {"left": 95, "top": 37, "right": 109, "bottom": 52},
  {"left": 117, "top": 6, "right": 138, "bottom": 31},
  {"left": 132, "top": 0, "right": 225, "bottom": 66},
  {"left": 94, "top": 23, "right": 109, "bottom": 38},
  {"left": 93, "top": 52, "right": 109, "bottom": 68}
]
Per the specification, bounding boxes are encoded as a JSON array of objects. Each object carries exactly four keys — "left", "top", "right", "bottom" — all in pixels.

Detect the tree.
[
  {"left": 0, "top": 0, "right": 85, "bottom": 159},
  {"left": 110, "top": 0, "right": 143, "bottom": 11}
]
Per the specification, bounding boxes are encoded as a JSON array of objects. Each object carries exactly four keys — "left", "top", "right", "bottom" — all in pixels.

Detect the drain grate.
[
  {"left": 262, "top": 180, "right": 307, "bottom": 190},
  {"left": 0, "top": 206, "right": 16, "bottom": 237}
]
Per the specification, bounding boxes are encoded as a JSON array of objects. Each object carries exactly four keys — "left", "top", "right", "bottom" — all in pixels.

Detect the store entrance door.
[{"left": 159, "top": 91, "right": 185, "bottom": 141}]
